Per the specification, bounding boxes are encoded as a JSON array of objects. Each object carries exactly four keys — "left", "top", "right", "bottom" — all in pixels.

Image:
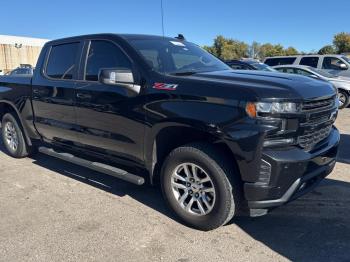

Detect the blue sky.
[{"left": 2, "top": 0, "right": 350, "bottom": 52}]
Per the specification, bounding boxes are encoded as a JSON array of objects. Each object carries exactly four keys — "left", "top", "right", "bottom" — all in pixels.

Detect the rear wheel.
[
  {"left": 161, "top": 143, "right": 241, "bottom": 231},
  {"left": 338, "top": 90, "right": 349, "bottom": 109},
  {"left": 1, "top": 113, "right": 31, "bottom": 158}
]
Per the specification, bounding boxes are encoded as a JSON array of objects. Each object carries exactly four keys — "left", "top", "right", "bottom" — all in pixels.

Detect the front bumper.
[{"left": 245, "top": 127, "right": 340, "bottom": 209}]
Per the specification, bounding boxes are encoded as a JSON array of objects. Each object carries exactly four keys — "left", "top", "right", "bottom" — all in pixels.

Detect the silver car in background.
[
  {"left": 264, "top": 55, "right": 350, "bottom": 77},
  {"left": 273, "top": 65, "right": 350, "bottom": 108}
]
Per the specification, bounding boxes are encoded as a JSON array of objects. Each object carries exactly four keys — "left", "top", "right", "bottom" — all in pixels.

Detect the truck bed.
[{"left": 0, "top": 75, "right": 32, "bottom": 103}]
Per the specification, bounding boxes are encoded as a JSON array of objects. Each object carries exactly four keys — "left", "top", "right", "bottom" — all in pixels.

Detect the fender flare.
[
  {"left": 144, "top": 121, "right": 224, "bottom": 183},
  {"left": 0, "top": 100, "right": 32, "bottom": 146}
]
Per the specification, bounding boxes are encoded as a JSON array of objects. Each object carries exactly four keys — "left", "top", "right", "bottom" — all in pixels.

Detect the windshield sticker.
[
  {"left": 170, "top": 41, "right": 185, "bottom": 47},
  {"left": 153, "top": 83, "right": 178, "bottom": 91}
]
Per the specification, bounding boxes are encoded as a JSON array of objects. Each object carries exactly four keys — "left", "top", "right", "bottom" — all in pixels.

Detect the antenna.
[{"left": 160, "top": 0, "right": 165, "bottom": 37}]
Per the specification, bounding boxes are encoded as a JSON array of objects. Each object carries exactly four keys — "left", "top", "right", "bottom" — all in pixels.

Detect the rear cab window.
[
  {"left": 45, "top": 42, "right": 80, "bottom": 80},
  {"left": 264, "top": 57, "right": 297, "bottom": 66}
]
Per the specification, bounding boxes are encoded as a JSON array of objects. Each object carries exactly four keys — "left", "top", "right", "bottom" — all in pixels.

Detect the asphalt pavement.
[{"left": 0, "top": 110, "right": 350, "bottom": 262}]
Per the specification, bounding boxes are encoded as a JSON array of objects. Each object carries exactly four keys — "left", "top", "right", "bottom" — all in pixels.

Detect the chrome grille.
[
  {"left": 298, "top": 125, "right": 332, "bottom": 150},
  {"left": 302, "top": 97, "right": 335, "bottom": 111}
]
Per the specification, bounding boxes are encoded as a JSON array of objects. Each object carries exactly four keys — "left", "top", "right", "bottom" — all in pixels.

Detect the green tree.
[
  {"left": 259, "top": 43, "right": 285, "bottom": 58},
  {"left": 318, "top": 45, "right": 336, "bottom": 55},
  {"left": 284, "top": 47, "right": 299, "bottom": 56},
  {"left": 204, "top": 35, "right": 248, "bottom": 60},
  {"left": 333, "top": 32, "right": 350, "bottom": 54}
]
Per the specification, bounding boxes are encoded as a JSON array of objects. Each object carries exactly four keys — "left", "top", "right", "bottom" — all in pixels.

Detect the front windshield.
[
  {"left": 251, "top": 62, "right": 276, "bottom": 72},
  {"left": 129, "top": 38, "right": 231, "bottom": 75},
  {"left": 308, "top": 67, "right": 336, "bottom": 78}
]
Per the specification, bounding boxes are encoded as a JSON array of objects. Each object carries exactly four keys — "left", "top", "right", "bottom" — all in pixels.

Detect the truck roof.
[{"left": 45, "top": 33, "right": 181, "bottom": 46}]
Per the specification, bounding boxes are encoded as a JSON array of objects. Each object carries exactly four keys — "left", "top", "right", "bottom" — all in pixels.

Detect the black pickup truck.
[{"left": 0, "top": 34, "right": 340, "bottom": 230}]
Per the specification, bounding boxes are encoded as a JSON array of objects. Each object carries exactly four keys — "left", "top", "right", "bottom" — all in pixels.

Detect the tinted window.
[
  {"left": 295, "top": 69, "right": 313, "bottom": 76},
  {"left": 322, "top": 57, "right": 348, "bottom": 70},
  {"left": 278, "top": 68, "right": 295, "bottom": 74},
  {"left": 264, "top": 57, "right": 297, "bottom": 66},
  {"left": 85, "top": 40, "right": 132, "bottom": 81},
  {"left": 138, "top": 49, "right": 160, "bottom": 71},
  {"left": 229, "top": 63, "right": 249, "bottom": 70},
  {"left": 300, "top": 57, "right": 319, "bottom": 68},
  {"left": 46, "top": 43, "right": 79, "bottom": 79}
]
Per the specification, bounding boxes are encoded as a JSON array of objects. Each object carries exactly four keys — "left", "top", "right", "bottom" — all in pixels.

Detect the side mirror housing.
[
  {"left": 339, "top": 63, "right": 348, "bottom": 70},
  {"left": 99, "top": 68, "right": 141, "bottom": 94}
]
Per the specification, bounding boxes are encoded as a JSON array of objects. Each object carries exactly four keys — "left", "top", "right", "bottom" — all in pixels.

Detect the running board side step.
[{"left": 38, "top": 147, "right": 145, "bottom": 185}]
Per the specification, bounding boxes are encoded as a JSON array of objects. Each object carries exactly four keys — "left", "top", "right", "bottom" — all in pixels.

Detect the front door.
[
  {"left": 74, "top": 39, "right": 145, "bottom": 164},
  {"left": 321, "top": 56, "right": 349, "bottom": 76}
]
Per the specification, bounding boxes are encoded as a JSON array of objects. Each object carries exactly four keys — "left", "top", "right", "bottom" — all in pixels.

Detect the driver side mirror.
[
  {"left": 99, "top": 68, "right": 141, "bottom": 94},
  {"left": 339, "top": 63, "right": 348, "bottom": 70},
  {"left": 309, "top": 74, "right": 319, "bottom": 79}
]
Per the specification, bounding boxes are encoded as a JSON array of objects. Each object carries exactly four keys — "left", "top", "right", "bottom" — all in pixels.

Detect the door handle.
[{"left": 76, "top": 93, "right": 92, "bottom": 100}]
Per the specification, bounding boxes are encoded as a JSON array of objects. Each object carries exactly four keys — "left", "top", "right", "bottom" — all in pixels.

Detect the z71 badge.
[{"left": 152, "top": 83, "right": 178, "bottom": 91}]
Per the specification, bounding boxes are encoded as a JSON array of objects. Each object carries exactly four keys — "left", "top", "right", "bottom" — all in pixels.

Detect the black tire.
[
  {"left": 161, "top": 143, "right": 242, "bottom": 231},
  {"left": 1, "top": 113, "right": 30, "bottom": 158},
  {"left": 338, "top": 90, "right": 350, "bottom": 109}
]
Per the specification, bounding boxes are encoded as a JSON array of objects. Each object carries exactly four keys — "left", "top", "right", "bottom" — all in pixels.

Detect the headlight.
[{"left": 246, "top": 102, "right": 299, "bottom": 117}]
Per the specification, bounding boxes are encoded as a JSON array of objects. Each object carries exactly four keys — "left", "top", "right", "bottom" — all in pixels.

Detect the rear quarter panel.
[{"left": 0, "top": 76, "right": 39, "bottom": 141}]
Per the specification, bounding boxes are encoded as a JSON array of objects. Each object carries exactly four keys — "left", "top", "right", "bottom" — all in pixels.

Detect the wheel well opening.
[
  {"left": 151, "top": 127, "right": 240, "bottom": 185},
  {"left": 0, "top": 103, "right": 17, "bottom": 124}
]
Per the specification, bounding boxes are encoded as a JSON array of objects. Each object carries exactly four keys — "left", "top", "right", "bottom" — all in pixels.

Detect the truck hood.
[{"left": 190, "top": 70, "right": 335, "bottom": 101}]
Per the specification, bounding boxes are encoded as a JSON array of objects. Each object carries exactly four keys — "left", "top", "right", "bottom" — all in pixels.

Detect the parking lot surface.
[{"left": 0, "top": 110, "right": 350, "bottom": 262}]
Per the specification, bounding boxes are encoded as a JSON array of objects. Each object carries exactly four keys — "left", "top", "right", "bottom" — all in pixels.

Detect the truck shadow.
[
  {"left": 337, "top": 134, "right": 350, "bottom": 164},
  {"left": 29, "top": 150, "right": 350, "bottom": 261},
  {"left": 234, "top": 178, "right": 350, "bottom": 261}
]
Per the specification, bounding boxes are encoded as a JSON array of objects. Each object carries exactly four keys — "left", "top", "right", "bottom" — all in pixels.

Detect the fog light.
[
  {"left": 263, "top": 138, "right": 295, "bottom": 147},
  {"left": 258, "top": 159, "right": 272, "bottom": 185}
]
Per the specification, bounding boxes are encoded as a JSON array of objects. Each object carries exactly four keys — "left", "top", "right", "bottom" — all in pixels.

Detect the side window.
[
  {"left": 265, "top": 57, "right": 296, "bottom": 66},
  {"left": 284, "top": 68, "right": 296, "bottom": 74},
  {"left": 322, "top": 57, "right": 348, "bottom": 70},
  {"left": 138, "top": 49, "right": 160, "bottom": 71},
  {"left": 229, "top": 64, "right": 246, "bottom": 70},
  {"left": 46, "top": 43, "right": 79, "bottom": 79},
  {"left": 295, "top": 69, "right": 313, "bottom": 76},
  {"left": 85, "top": 40, "right": 132, "bottom": 82},
  {"left": 299, "top": 57, "right": 319, "bottom": 68}
]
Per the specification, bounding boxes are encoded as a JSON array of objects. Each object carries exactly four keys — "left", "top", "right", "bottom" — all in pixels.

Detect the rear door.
[
  {"left": 32, "top": 41, "right": 83, "bottom": 144},
  {"left": 74, "top": 39, "right": 145, "bottom": 164},
  {"left": 299, "top": 57, "right": 319, "bottom": 68}
]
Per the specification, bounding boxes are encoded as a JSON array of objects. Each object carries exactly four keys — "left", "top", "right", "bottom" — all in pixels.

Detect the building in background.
[{"left": 0, "top": 35, "right": 49, "bottom": 74}]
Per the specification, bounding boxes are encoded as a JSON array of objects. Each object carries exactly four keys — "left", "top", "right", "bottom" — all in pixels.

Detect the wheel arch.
[
  {"left": 0, "top": 101, "right": 32, "bottom": 146},
  {"left": 146, "top": 123, "right": 241, "bottom": 185}
]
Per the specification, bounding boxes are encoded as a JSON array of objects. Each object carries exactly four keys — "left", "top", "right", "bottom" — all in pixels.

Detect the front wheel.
[
  {"left": 161, "top": 143, "right": 241, "bottom": 231},
  {"left": 338, "top": 90, "right": 350, "bottom": 109}
]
